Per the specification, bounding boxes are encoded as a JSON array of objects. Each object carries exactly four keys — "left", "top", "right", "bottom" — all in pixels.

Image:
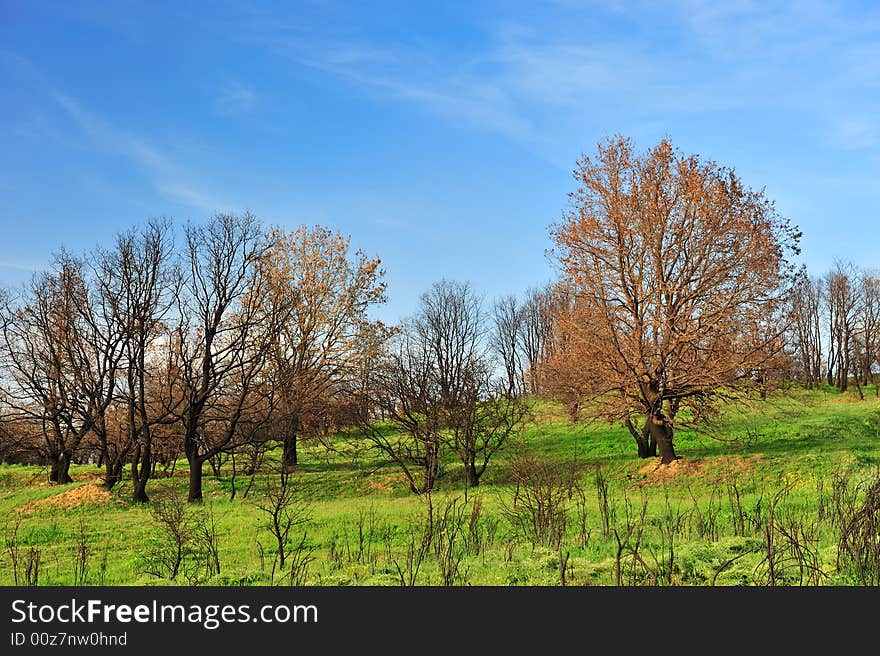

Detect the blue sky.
[{"left": 2, "top": 1, "right": 879, "bottom": 322}]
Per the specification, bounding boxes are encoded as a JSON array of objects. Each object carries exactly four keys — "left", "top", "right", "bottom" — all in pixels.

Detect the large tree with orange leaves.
[
  {"left": 548, "top": 137, "right": 801, "bottom": 463},
  {"left": 259, "top": 225, "right": 387, "bottom": 470}
]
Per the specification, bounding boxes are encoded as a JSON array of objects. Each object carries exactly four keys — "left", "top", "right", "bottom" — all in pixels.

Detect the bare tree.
[
  {"left": 98, "top": 220, "right": 179, "bottom": 501},
  {"left": 361, "top": 281, "right": 522, "bottom": 492},
  {"left": 60, "top": 247, "right": 127, "bottom": 491},
  {"left": 492, "top": 295, "right": 523, "bottom": 398},
  {"left": 518, "top": 285, "right": 558, "bottom": 395},
  {"left": 788, "top": 273, "right": 824, "bottom": 389},
  {"left": 446, "top": 377, "right": 528, "bottom": 488},
  {"left": 360, "top": 326, "right": 446, "bottom": 494},
  {"left": 172, "top": 212, "right": 276, "bottom": 502},
  {"left": 825, "top": 261, "right": 860, "bottom": 392},
  {"left": 14, "top": 250, "right": 129, "bottom": 488},
  {"left": 854, "top": 271, "right": 880, "bottom": 392},
  {"left": 548, "top": 136, "right": 801, "bottom": 463},
  {"left": 0, "top": 260, "right": 95, "bottom": 483}
]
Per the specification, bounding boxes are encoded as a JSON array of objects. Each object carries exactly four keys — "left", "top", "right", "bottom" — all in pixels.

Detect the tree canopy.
[{"left": 548, "top": 136, "right": 802, "bottom": 462}]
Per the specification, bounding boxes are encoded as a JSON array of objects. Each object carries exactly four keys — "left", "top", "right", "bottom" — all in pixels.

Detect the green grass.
[{"left": 2, "top": 388, "right": 879, "bottom": 586}]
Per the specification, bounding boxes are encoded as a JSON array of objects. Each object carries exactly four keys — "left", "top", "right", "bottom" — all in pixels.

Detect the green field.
[{"left": 2, "top": 387, "right": 880, "bottom": 586}]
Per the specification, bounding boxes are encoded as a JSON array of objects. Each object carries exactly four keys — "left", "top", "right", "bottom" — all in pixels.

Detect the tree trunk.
[
  {"left": 132, "top": 456, "right": 150, "bottom": 503},
  {"left": 132, "top": 475, "right": 149, "bottom": 503},
  {"left": 188, "top": 457, "right": 204, "bottom": 503},
  {"left": 636, "top": 435, "right": 657, "bottom": 458},
  {"left": 282, "top": 433, "right": 298, "bottom": 471},
  {"left": 854, "top": 377, "right": 865, "bottom": 401},
  {"left": 103, "top": 459, "right": 124, "bottom": 490},
  {"left": 131, "top": 438, "right": 152, "bottom": 503},
  {"left": 628, "top": 419, "right": 657, "bottom": 458},
  {"left": 568, "top": 400, "right": 580, "bottom": 423},
  {"left": 49, "top": 453, "right": 73, "bottom": 484},
  {"left": 420, "top": 442, "right": 440, "bottom": 494},
  {"left": 466, "top": 460, "right": 480, "bottom": 488},
  {"left": 648, "top": 415, "right": 677, "bottom": 464},
  {"left": 131, "top": 443, "right": 141, "bottom": 486}
]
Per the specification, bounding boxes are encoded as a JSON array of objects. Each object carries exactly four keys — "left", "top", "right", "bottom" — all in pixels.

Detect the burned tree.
[
  {"left": 446, "top": 377, "right": 528, "bottom": 488},
  {"left": 360, "top": 326, "right": 446, "bottom": 494},
  {"left": 492, "top": 295, "right": 523, "bottom": 398},
  {"left": 61, "top": 248, "right": 127, "bottom": 491},
  {"left": 854, "top": 272, "right": 880, "bottom": 392},
  {"left": 0, "top": 261, "right": 95, "bottom": 483},
  {"left": 825, "top": 261, "right": 860, "bottom": 392},
  {"left": 173, "top": 212, "right": 276, "bottom": 502},
  {"left": 788, "top": 273, "right": 824, "bottom": 389},
  {"left": 517, "top": 285, "right": 559, "bottom": 395},
  {"left": 549, "top": 136, "right": 801, "bottom": 463},
  {"left": 100, "top": 220, "right": 178, "bottom": 501},
  {"left": 362, "top": 281, "right": 522, "bottom": 492}
]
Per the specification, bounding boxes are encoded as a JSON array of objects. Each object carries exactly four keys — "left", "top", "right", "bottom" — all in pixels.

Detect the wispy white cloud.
[
  {"left": 0, "top": 261, "right": 42, "bottom": 273},
  {"left": 49, "top": 92, "right": 230, "bottom": 213},
  {"left": 245, "top": 1, "right": 880, "bottom": 164},
  {"left": 258, "top": 33, "right": 555, "bottom": 159},
  {"left": 3, "top": 52, "right": 233, "bottom": 214},
  {"left": 829, "top": 116, "right": 880, "bottom": 150},
  {"left": 215, "top": 81, "right": 258, "bottom": 115},
  {"left": 238, "top": 11, "right": 776, "bottom": 165}
]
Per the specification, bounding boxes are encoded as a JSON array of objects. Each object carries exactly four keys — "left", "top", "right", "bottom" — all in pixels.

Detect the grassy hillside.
[{"left": 2, "top": 387, "right": 879, "bottom": 586}]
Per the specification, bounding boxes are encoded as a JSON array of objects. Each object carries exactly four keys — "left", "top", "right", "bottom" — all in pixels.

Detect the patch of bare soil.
[
  {"left": 628, "top": 453, "right": 765, "bottom": 487},
  {"left": 361, "top": 473, "right": 407, "bottom": 493},
  {"left": 630, "top": 458, "right": 707, "bottom": 486},
  {"left": 77, "top": 470, "right": 105, "bottom": 483},
  {"left": 18, "top": 484, "right": 121, "bottom": 515}
]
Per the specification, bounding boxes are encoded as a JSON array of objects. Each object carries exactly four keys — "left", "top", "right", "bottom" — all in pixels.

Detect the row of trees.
[
  {"left": 1, "top": 135, "right": 875, "bottom": 495},
  {"left": 789, "top": 261, "right": 880, "bottom": 394},
  {"left": 0, "top": 215, "right": 536, "bottom": 501},
  {"left": 0, "top": 214, "right": 388, "bottom": 501}
]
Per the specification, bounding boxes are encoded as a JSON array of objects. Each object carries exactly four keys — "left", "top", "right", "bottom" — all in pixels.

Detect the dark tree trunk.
[
  {"left": 466, "top": 460, "right": 480, "bottom": 488},
  {"left": 648, "top": 416, "right": 677, "bottom": 464},
  {"left": 282, "top": 433, "right": 298, "bottom": 471},
  {"left": 132, "top": 475, "right": 149, "bottom": 503},
  {"left": 103, "top": 459, "right": 124, "bottom": 490},
  {"left": 636, "top": 436, "right": 658, "bottom": 458},
  {"left": 131, "top": 439, "right": 152, "bottom": 503},
  {"left": 854, "top": 377, "right": 865, "bottom": 401},
  {"left": 419, "top": 442, "right": 440, "bottom": 494},
  {"left": 132, "top": 457, "right": 150, "bottom": 504},
  {"left": 131, "top": 443, "right": 141, "bottom": 486},
  {"left": 49, "top": 453, "right": 73, "bottom": 484},
  {"left": 628, "top": 419, "right": 657, "bottom": 458},
  {"left": 188, "top": 457, "right": 204, "bottom": 503},
  {"left": 568, "top": 400, "right": 580, "bottom": 423}
]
